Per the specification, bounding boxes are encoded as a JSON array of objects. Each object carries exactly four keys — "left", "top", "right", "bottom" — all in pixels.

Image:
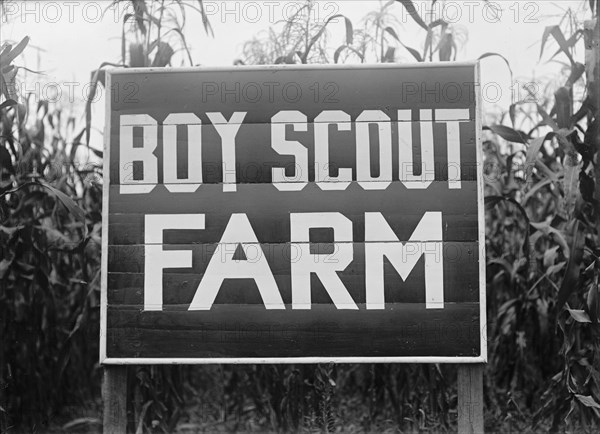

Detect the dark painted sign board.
[{"left": 101, "top": 63, "right": 485, "bottom": 364}]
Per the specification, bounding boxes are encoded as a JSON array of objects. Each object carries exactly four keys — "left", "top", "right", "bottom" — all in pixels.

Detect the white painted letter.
[
  {"left": 120, "top": 114, "right": 157, "bottom": 194},
  {"left": 188, "top": 214, "right": 285, "bottom": 310},
  {"left": 436, "top": 108, "right": 469, "bottom": 189},
  {"left": 206, "top": 112, "right": 247, "bottom": 192},
  {"left": 290, "top": 213, "right": 357, "bottom": 310},
  {"left": 365, "top": 212, "right": 444, "bottom": 309},
  {"left": 315, "top": 110, "right": 352, "bottom": 191},
  {"left": 144, "top": 214, "right": 205, "bottom": 311},
  {"left": 163, "top": 113, "right": 203, "bottom": 193},
  {"left": 356, "top": 110, "right": 392, "bottom": 190},
  {"left": 398, "top": 109, "right": 435, "bottom": 189},
  {"left": 271, "top": 111, "right": 308, "bottom": 191}
]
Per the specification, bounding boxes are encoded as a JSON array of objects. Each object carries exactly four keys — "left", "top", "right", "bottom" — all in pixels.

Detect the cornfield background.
[{"left": 0, "top": 0, "right": 599, "bottom": 432}]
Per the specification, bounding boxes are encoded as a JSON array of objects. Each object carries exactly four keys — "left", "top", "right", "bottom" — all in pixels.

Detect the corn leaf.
[
  {"left": 395, "top": 0, "right": 428, "bottom": 31},
  {"left": 567, "top": 309, "right": 592, "bottom": 323},
  {"left": 540, "top": 25, "right": 575, "bottom": 65},
  {"left": 0, "top": 36, "right": 29, "bottom": 68},
  {"left": 478, "top": 52, "right": 514, "bottom": 83},
  {"left": 40, "top": 181, "right": 85, "bottom": 222},
  {"left": 575, "top": 394, "right": 600, "bottom": 408},
  {"left": 557, "top": 221, "right": 584, "bottom": 310},
  {"left": 484, "top": 124, "right": 529, "bottom": 144}
]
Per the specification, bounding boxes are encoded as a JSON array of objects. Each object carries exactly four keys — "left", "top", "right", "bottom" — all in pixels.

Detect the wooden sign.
[{"left": 101, "top": 63, "right": 485, "bottom": 364}]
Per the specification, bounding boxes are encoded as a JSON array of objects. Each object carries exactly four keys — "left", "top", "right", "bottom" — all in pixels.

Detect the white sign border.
[{"left": 100, "top": 61, "right": 487, "bottom": 365}]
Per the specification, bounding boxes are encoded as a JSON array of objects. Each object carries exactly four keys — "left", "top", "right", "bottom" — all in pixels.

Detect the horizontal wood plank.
[
  {"left": 105, "top": 303, "right": 481, "bottom": 359},
  {"left": 109, "top": 65, "right": 477, "bottom": 120},
  {"left": 107, "top": 180, "right": 478, "bottom": 242},
  {"left": 109, "top": 120, "right": 477, "bottom": 185},
  {"left": 108, "top": 212, "right": 477, "bottom": 245},
  {"left": 106, "top": 241, "right": 480, "bottom": 304}
]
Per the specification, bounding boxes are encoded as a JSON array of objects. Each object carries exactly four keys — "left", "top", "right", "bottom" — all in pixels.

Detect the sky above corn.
[{"left": 0, "top": 0, "right": 592, "bottom": 150}]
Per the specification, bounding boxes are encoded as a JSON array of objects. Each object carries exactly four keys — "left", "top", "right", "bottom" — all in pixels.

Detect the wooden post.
[
  {"left": 457, "top": 364, "right": 484, "bottom": 434},
  {"left": 0, "top": 386, "right": 7, "bottom": 434},
  {"left": 103, "top": 366, "right": 128, "bottom": 434},
  {"left": 0, "top": 335, "right": 7, "bottom": 433}
]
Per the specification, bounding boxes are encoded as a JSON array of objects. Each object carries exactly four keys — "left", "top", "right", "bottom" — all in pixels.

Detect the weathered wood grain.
[
  {"left": 107, "top": 181, "right": 478, "bottom": 243},
  {"left": 102, "top": 63, "right": 484, "bottom": 363},
  {"left": 109, "top": 120, "right": 477, "bottom": 185},
  {"left": 458, "top": 364, "right": 485, "bottom": 433},
  {"left": 102, "top": 366, "right": 128, "bottom": 433},
  {"left": 109, "top": 64, "right": 477, "bottom": 120},
  {"left": 106, "top": 241, "right": 479, "bottom": 304},
  {"left": 106, "top": 303, "right": 481, "bottom": 359}
]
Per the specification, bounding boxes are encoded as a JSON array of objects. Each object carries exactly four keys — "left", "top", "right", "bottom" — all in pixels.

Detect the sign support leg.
[
  {"left": 457, "top": 364, "right": 484, "bottom": 433},
  {"left": 103, "top": 365, "right": 128, "bottom": 434}
]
